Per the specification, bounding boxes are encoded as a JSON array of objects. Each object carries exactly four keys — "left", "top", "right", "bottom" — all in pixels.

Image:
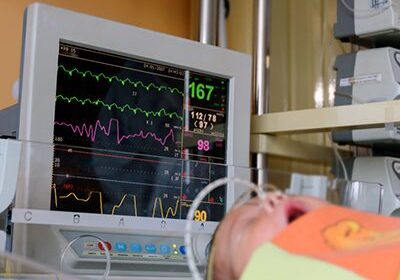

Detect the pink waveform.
[{"left": 54, "top": 118, "right": 175, "bottom": 146}]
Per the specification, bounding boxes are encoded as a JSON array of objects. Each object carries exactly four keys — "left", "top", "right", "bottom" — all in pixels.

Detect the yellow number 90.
[{"left": 194, "top": 210, "right": 207, "bottom": 222}]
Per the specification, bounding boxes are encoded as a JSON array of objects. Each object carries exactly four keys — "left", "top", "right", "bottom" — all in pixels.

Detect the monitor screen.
[{"left": 50, "top": 42, "right": 229, "bottom": 221}]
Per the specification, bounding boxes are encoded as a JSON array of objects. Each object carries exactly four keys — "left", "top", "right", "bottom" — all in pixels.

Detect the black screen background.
[{"left": 50, "top": 42, "right": 229, "bottom": 221}]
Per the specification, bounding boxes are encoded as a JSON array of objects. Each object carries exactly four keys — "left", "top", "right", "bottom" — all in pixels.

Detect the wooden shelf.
[
  {"left": 251, "top": 100, "right": 400, "bottom": 134},
  {"left": 248, "top": 100, "right": 400, "bottom": 162}
]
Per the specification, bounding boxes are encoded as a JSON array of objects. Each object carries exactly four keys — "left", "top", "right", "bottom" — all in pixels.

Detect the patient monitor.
[
  {"left": 3, "top": 3, "right": 251, "bottom": 277},
  {"left": 347, "top": 157, "right": 400, "bottom": 216},
  {"left": 335, "top": 0, "right": 400, "bottom": 48},
  {"left": 333, "top": 47, "right": 400, "bottom": 145}
]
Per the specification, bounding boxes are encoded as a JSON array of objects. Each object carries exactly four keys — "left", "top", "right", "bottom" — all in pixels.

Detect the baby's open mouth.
[{"left": 286, "top": 203, "right": 308, "bottom": 224}]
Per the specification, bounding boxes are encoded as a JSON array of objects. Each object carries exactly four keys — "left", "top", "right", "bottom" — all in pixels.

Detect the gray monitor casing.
[{"left": 10, "top": 3, "right": 252, "bottom": 277}]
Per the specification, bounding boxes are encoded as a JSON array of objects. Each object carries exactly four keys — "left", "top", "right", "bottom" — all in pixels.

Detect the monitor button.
[
  {"left": 144, "top": 244, "right": 157, "bottom": 254},
  {"left": 98, "top": 241, "right": 112, "bottom": 251},
  {"left": 130, "top": 243, "right": 142, "bottom": 253},
  {"left": 179, "top": 245, "right": 186, "bottom": 255},
  {"left": 159, "top": 244, "right": 171, "bottom": 254},
  {"left": 115, "top": 242, "right": 127, "bottom": 252},
  {"left": 84, "top": 242, "right": 96, "bottom": 249}
]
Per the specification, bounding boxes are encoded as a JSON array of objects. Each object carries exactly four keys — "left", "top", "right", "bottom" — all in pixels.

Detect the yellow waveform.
[
  {"left": 51, "top": 185, "right": 58, "bottom": 208},
  {"left": 111, "top": 194, "right": 138, "bottom": 216},
  {"left": 112, "top": 194, "right": 127, "bottom": 215},
  {"left": 151, "top": 197, "right": 180, "bottom": 219},
  {"left": 58, "top": 190, "right": 104, "bottom": 214},
  {"left": 52, "top": 186, "right": 178, "bottom": 218},
  {"left": 133, "top": 195, "right": 138, "bottom": 216}
]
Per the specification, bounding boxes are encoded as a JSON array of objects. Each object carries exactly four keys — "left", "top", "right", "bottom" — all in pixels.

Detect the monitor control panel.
[{"left": 61, "top": 231, "right": 195, "bottom": 263}]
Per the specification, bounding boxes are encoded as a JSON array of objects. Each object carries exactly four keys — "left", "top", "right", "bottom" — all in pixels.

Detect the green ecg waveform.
[
  {"left": 58, "top": 65, "right": 183, "bottom": 96},
  {"left": 56, "top": 94, "right": 183, "bottom": 120}
]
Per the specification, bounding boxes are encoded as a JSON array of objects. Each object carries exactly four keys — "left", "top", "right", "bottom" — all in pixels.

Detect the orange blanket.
[{"left": 273, "top": 206, "right": 400, "bottom": 280}]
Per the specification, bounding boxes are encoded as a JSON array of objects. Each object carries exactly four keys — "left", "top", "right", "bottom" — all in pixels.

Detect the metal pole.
[
  {"left": 252, "top": 0, "right": 271, "bottom": 185},
  {"left": 199, "top": 0, "right": 218, "bottom": 45}
]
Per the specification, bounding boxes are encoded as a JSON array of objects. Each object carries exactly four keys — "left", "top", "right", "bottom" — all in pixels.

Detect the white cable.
[
  {"left": 184, "top": 177, "right": 260, "bottom": 280},
  {"left": 333, "top": 143, "right": 349, "bottom": 180},
  {"left": 332, "top": 73, "right": 369, "bottom": 181},
  {"left": 332, "top": 70, "right": 370, "bottom": 181},
  {"left": 60, "top": 234, "right": 111, "bottom": 279},
  {"left": 327, "top": 129, "right": 349, "bottom": 181}
]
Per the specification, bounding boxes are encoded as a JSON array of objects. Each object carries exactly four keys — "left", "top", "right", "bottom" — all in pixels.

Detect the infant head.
[{"left": 208, "top": 193, "right": 328, "bottom": 280}]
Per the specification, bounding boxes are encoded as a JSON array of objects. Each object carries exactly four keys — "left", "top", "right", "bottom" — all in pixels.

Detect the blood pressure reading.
[
  {"left": 50, "top": 42, "right": 229, "bottom": 221},
  {"left": 184, "top": 73, "right": 227, "bottom": 162}
]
